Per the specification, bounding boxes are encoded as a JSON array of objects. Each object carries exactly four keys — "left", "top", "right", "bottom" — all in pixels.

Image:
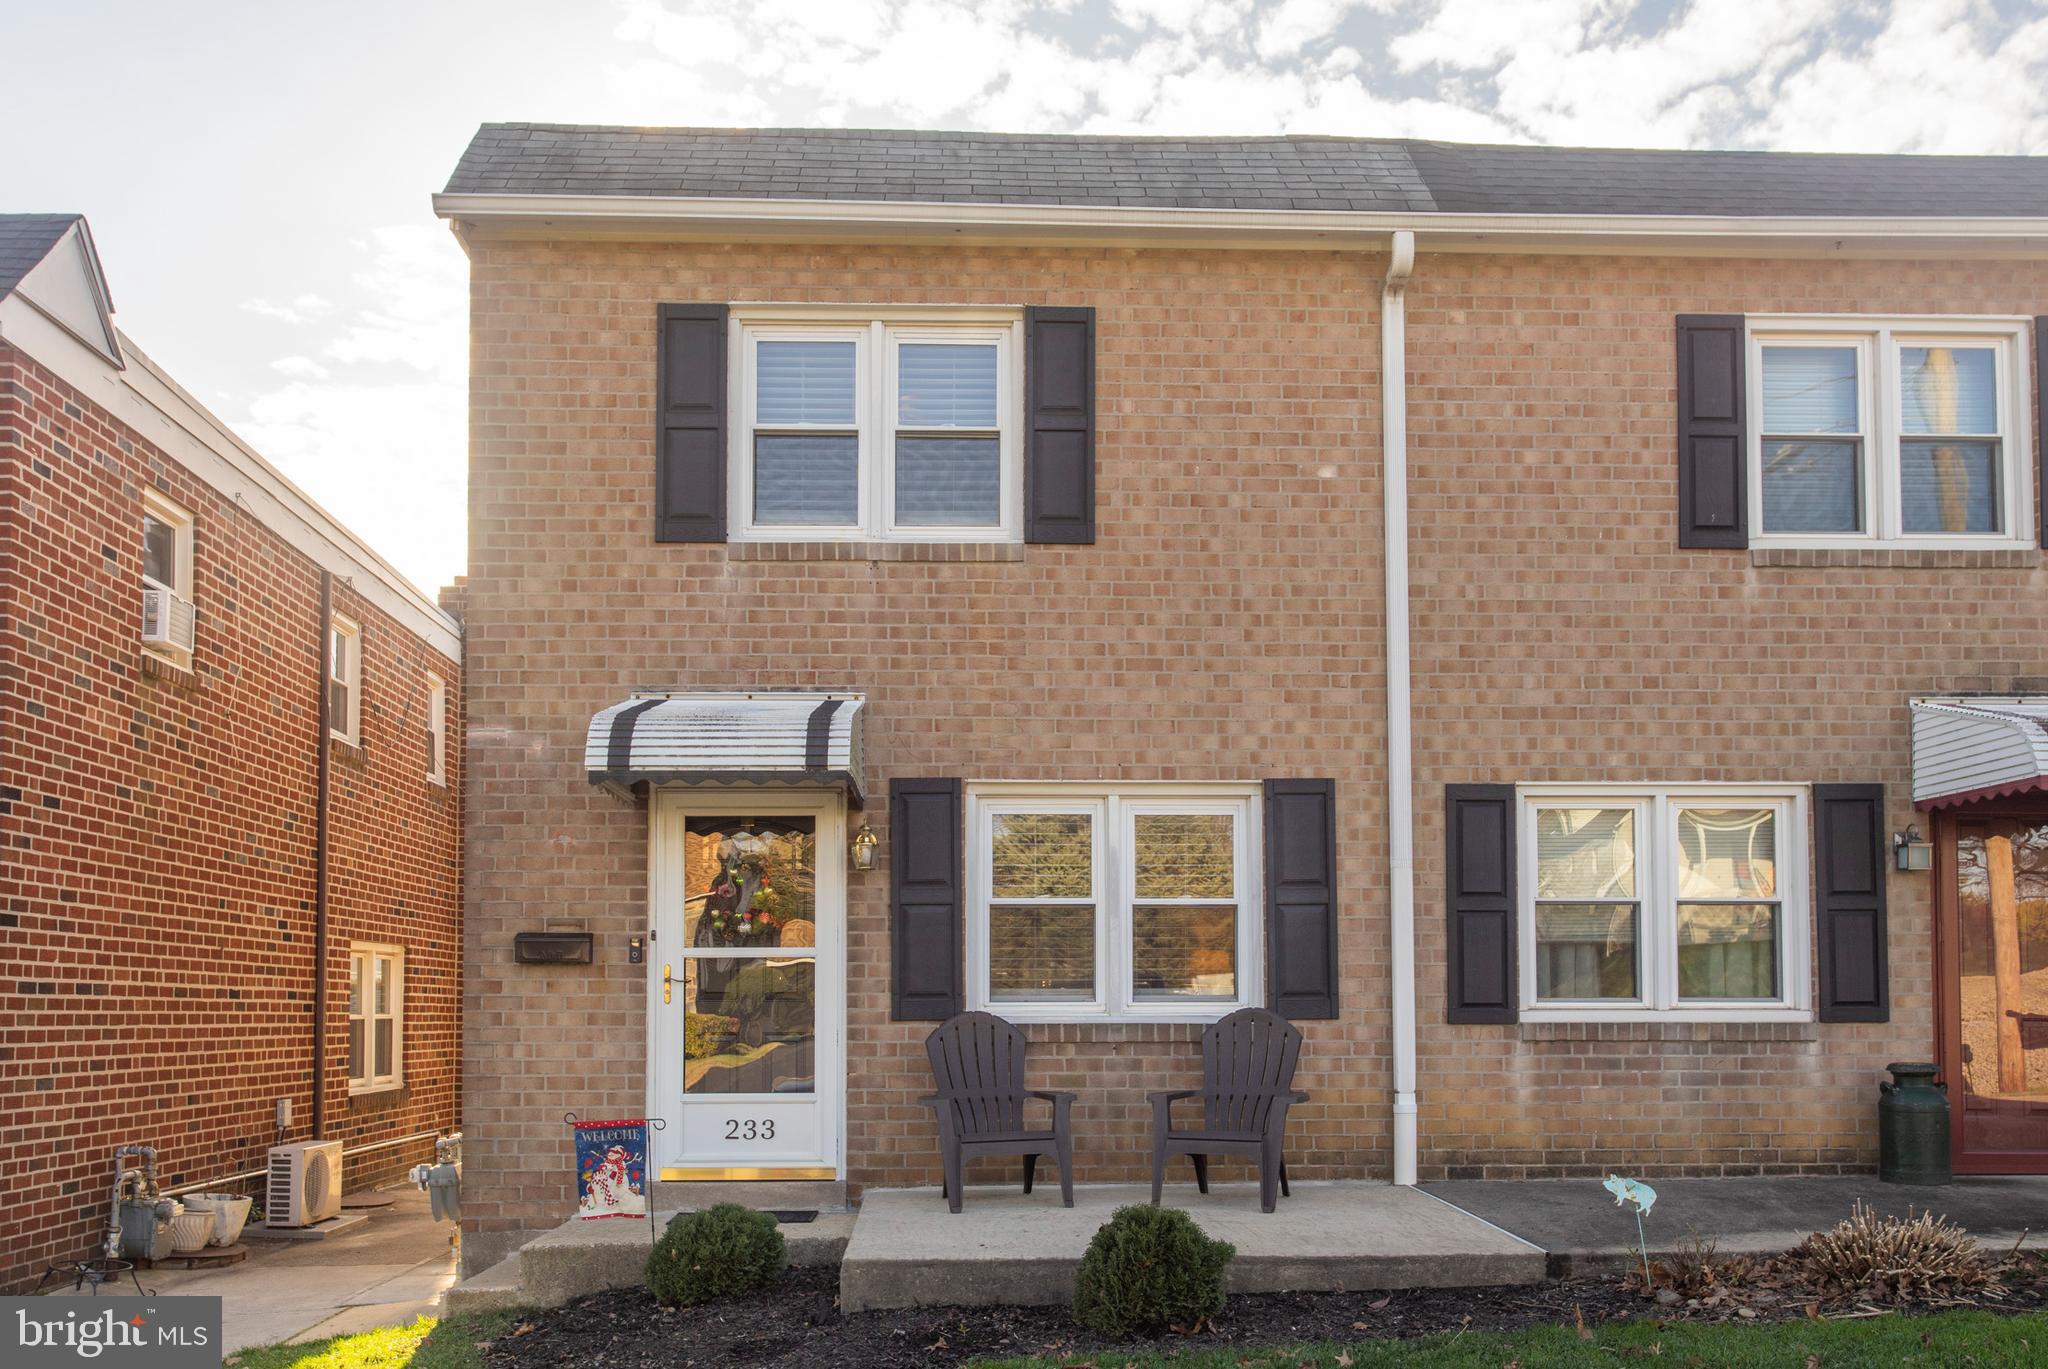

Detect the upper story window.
[
  {"left": 732, "top": 310, "right": 1022, "bottom": 543},
  {"left": 966, "top": 784, "right": 1260, "bottom": 1023},
  {"left": 1749, "top": 318, "right": 2034, "bottom": 549},
  {"left": 425, "top": 673, "right": 447, "bottom": 785},
  {"left": 1520, "top": 785, "right": 1810, "bottom": 1022},
  {"left": 140, "top": 492, "right": 195, "bottom": 658},
  {"left": 328, "top": 616, "right": 361, "bottom": 745}
]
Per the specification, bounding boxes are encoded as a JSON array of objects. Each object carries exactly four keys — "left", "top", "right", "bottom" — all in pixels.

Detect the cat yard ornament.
[{"left": 1604, "top": 1174, "right": 1658, "bottom": 1289}]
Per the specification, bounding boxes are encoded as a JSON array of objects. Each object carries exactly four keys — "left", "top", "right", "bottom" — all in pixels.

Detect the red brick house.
[
  {"left": 434, "top": 127, "right": 2048, "bottom": 1275},
  {"left": 0, "top": 214, "right": 464, "bottom": 1292}
]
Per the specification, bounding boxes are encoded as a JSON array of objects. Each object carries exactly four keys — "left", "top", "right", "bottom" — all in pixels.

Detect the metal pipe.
[
  {"left": 156, "top": 1131, "right": 449, "bottom": 1197},
  {"left": 1381, "top": 231, "right": 1420, "bottom": 1187},
  {"left": 313, "top": 570, "right": 334, "bottom": 1140}
]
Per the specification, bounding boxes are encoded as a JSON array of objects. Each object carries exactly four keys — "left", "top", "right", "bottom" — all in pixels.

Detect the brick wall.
[
  {"left": 1406, "top": 252, "right": 2048, "bottom": 1178},
  {"left": 458, "top": 233, "right": 2048, "bottom": 1269},
  {"left": 0, "top": 343, "right": 462, "bottom": 1291},
  {"left": 459, "top": 239, "right": 1392, "bottom": 1269}
]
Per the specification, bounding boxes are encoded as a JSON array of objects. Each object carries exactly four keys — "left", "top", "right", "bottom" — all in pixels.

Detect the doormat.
[{"left": 766, "top": 1210, "right": 819, "bottom": 1224}]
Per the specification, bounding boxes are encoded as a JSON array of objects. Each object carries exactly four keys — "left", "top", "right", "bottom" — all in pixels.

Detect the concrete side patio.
[
  {"left": 41, "top": 1186, "right": 460, "bottom": 1354},
  {"left": 1423, "top": 1175, "right": 2048, "bottom": 1277},
  {"left": 839, "top": 1182, "right": 1547, "bottom": 1312}
]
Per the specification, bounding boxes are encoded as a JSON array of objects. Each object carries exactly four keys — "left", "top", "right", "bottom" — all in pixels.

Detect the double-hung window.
[
  {"left": 1750, "top": 318, "right": 2034, "bottom": 547},
  {"left": 425, "top": 673, "right": 447, "bottom": 785},
  {"left": 140, "top": 492, "right": 195, "bottom": 658},
  {"left": 348, "top": 943, "right": 403, "bottom": 1093},
  {"left": 328, "top": 617, "right": 361, "bottom": 745},
  {"left": 968, "top": 785, "right": 1260, "bottom": 1022},
  {"left": 733, "top": 310, "right": 1022, "bottom": 542},
  {"left": 1520, "top": 786, "right": 1809, "bottom": 1021}
]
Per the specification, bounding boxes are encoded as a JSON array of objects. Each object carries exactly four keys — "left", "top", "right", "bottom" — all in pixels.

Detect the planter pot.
[
  {"left": 168, "top": 1208, "right": 216, "bottom": 1254},
  {"left": 193, "top": 1194, "right": 252, "bottom": 1245}
]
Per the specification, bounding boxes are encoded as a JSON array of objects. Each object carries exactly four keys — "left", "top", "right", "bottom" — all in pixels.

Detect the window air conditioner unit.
[
  {"left": 267, "top": 1140, "right": 343, "bottom": 1227},
  {"left": 141, "top": 587, "right": 196, "bottom": 653}
]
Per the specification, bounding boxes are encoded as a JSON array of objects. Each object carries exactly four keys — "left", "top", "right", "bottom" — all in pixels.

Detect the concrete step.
[
  {"left": 440, "top": 1251, "right": 527, "bottom": 1318},
  {"left": 653, "top": 1179, "right": 849, "bottom": 1213},
  {"left": 839, "top": 1182, "right": 1548, "bottom": 1312},
  {"left": 515, "top": 1211, "right": 855, "bottom": 1307}
]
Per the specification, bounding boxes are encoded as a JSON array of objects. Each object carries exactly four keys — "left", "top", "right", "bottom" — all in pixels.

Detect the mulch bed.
[{"left": 478, "top": 1253, "right": 2048, "bottom": 1369}]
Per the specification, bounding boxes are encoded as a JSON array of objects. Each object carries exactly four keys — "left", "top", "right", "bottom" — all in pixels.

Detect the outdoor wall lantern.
[
  {"left": 1894, "top": 825, "right": 1933, "bottom": 872},
  {"left": 850, "top": 822, "right": 879, "bottom": 873}
]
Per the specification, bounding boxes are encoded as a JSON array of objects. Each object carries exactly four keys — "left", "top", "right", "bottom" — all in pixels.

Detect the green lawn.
[
  {"left": 223, "top": 1308, "right": 526, "bottom": 1369},
  {"left": 975, "top": 1308, "right": 2047, "bottom": 1369}
]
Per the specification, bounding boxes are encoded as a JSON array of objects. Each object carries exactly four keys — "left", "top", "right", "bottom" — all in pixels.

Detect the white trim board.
[
  {"left": 435, "top": 193, "right": 2048, "bottom": 257},
  {"left": 0, "top": 294, "right": 462, "bottom": 659}
]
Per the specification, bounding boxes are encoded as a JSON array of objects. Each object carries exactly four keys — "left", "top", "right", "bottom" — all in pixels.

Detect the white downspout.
[{"left": 1382, "top": 230, "right": 1419, "bottom": 1187}]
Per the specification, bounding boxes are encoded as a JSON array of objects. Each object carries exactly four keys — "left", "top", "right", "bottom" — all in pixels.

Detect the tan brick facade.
[
  {"left": 1407, "top": 253, "right": 2048, "bottom": 1179},
  {"left": 0, "top": 342, "right": 462, "bottom": 1292},
  {"left": 457, "top": 232, "right": 2046, "bottom": 1267},
  {"left": 460, "top": 240, "right": 1391, "bottom": 1269}
]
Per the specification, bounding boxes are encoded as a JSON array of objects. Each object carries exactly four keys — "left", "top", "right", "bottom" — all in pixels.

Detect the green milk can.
[{"left": 1878, "top": 1062, "right": 1951, "bottom": 1185}]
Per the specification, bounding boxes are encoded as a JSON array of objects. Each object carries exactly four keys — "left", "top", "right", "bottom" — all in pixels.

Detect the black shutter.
[
  {"left": 1264, "top": 779, "right": 1337, "bottom": 1020},
  {"left": 1445, "top": 784, "right": 1517, "bottom": 1024},
  {"left": 890, "top": 778, "right": 963, "bottom": 1021},
  {"left": 1814, "top": 783, "right": 1889, "bottom": 1023},
  {"left": 655, "top": 303, "right": 728, "bottom": 543},
  {"left": 2034, "top": 317, "right": 2047, "bottom": 549},
  {"left": 1676, "top": 313, "right": 1747, "bottom": 549},
  {"left": 1024, "top": 305, "right": 1095, "bottom": 544}
]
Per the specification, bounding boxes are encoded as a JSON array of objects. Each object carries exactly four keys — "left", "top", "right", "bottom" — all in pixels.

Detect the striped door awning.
[
  {"left": 1910, "top": 697, "right": 2048, "bottom": 808},
  {"left": 585, "top": 692, "right": 865, "bottom": 806}
]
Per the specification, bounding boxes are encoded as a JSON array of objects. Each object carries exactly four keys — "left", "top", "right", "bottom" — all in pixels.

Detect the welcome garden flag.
[{"left": 573, "top": 1118, "right": 648, "bottom": 1219}]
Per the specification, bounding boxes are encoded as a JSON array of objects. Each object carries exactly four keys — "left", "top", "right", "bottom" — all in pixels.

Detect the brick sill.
[
  {"left": 728, "top": 540, "right": 1025, "bottom": 563},
  {"left": 140, "top": 650, "right": 198, "bottom": 688},
  {"left": 329, "top": 736, "right": 368, "bottom": 765},
  {"left": 1750, "top": 546, "right": 2042, "bottom": 569},
  {"left": 1520, "top": 1020, "right": 1820, "bottom": 1043}
]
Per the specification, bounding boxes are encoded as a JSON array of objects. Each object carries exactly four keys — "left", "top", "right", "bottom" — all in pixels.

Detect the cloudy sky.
[{"left": 6, "top": 0, "right": 2047, "bottom": 592}]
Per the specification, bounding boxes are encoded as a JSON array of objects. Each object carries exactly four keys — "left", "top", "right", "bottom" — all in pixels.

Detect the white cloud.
[
  {"left": 227, "top": 227, "right": 467, "bottom": 595},
  {"left": 241, "top": 293, "right": 335, "bottom": 325}
]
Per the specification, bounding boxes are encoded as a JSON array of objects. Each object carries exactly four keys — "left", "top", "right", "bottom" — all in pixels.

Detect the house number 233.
[{"left": 724, "top": 1118, "right": 775, "bottom": 1141}]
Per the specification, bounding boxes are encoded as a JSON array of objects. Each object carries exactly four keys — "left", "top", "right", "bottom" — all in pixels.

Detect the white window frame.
[
  {"left": 729, "top": 306, "right": 1024, "bottom": 544},
  {"left": 328, "top": 615, "right": 361, "bottom": 745},
  {"left": 140, "top": 490, "right": 194, "bottom": 659},
  {"left": 1518, "top": 784, "right": 1811, "bottom": 1024},
  {"left": 1747, "top": 316, "right": 2034, "bottom": 550},
  {"left": 966, "top": 782, "right": 1262, "bottom": 1024},
  {"left": 425, "top": 673, "right": 447, "bottom": 786},
  {"left": 348, "top": 942, "right": 404, "bottom": 1094}
]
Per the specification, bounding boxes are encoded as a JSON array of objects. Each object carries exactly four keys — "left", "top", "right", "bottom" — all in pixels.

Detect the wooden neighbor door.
[
  {"left": 1935, "top": 803, "right": 2048, "bottom": 1172},
  {"left": 647, "top": 790, "right": 845, "bottom": 1182}
]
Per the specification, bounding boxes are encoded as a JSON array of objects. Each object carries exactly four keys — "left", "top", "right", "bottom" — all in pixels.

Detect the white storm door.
[{"left": 649, "top": 791, "right": 845, "bottom": 1180}]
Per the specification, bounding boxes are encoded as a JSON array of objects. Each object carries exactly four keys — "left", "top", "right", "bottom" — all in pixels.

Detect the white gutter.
[
  {"left": 433, "top": 192, "right": 2048, "bottom": 255},
  {"left": 1381, "top": 230, "right": 1419, "bottom": 1187}
]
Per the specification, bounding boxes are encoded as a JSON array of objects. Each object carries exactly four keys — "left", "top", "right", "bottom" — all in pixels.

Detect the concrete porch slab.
[
  {"left": 839, "top": 1182, "right": 1545, "bottom": 1312},
  {"left": 515, "top": 1210, "right": 855, "bottom": 1307},
  {"left": 1422, "top": 1175, "right": 2048, "bottom": 1277}
]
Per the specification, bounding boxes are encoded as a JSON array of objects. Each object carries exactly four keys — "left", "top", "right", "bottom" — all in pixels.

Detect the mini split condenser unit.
[{"left": 266, "top": 1140, "right": 343, "bottom": 1227}]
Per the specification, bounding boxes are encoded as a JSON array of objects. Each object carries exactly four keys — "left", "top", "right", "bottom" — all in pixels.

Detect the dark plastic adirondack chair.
[
  {"left": 1148, "top": 1007, "right": 1307, "bottom": 1214},
  {"left": 919, "top": 1011, "right": 1075, "bottom": 1214}
]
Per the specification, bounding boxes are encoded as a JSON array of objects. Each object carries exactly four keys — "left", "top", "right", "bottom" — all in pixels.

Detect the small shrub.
[
  {"left": 684, "top": 1012, "right": 737, "bottom": 1058},
  {"left": 645, "top": 1203, "right": 786, "bottom": 1307},
  {"left": 1790, "top": 1200, "right": 1995, "bottom": 1303},
  {"left": 1635, "top": 1230, "right": 1752, "bottom": 1299},
  {"left": 1072, "top": 1204, "right": 1235, "bottom": 1336}
]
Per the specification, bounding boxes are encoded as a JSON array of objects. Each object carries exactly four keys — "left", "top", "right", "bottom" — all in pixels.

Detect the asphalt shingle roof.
[
  {"left": 442, "top": 125, "right": 2048, "bottom": 218},
  {"left": 444, "top": 126, "right": 1436, "bottom": 211},
  {"left": 0, "top": 213, "right": 81, "bottom": 297}
]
